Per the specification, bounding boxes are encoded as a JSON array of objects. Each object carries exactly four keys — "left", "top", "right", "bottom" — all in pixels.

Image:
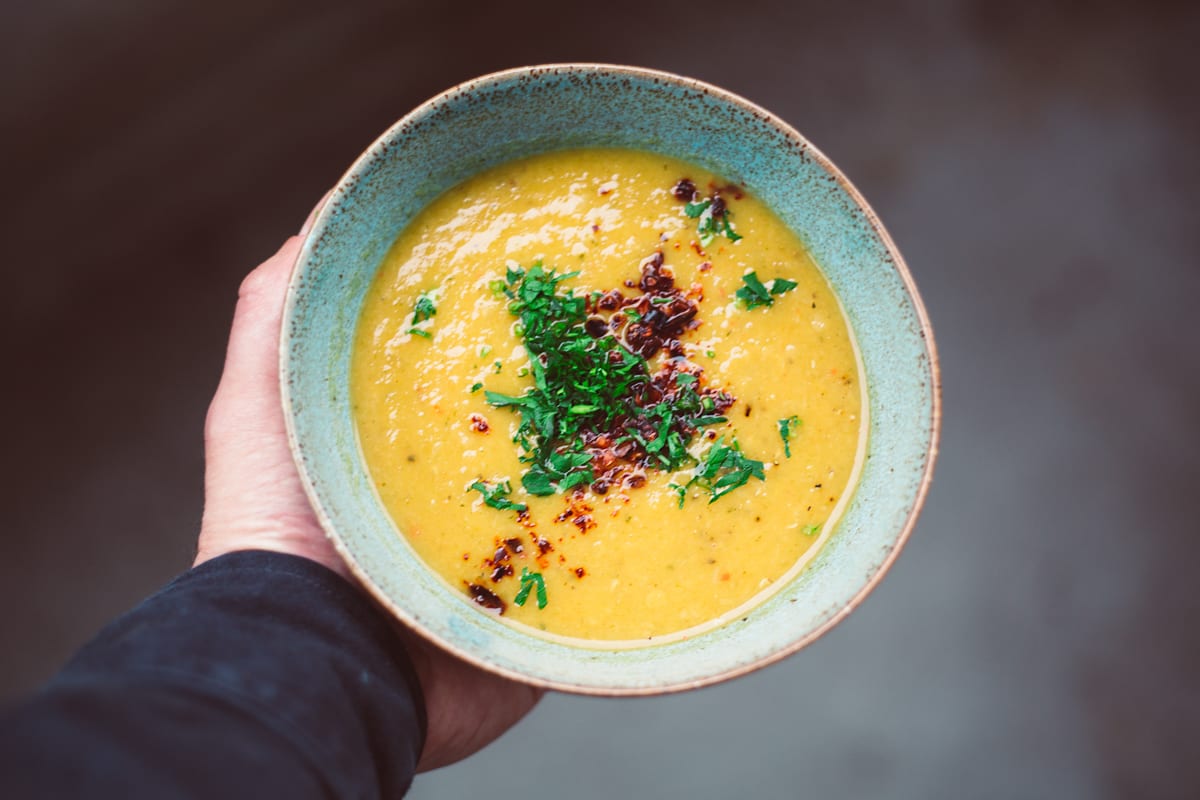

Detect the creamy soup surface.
[{"left": 352, "top": 149, "right": 864, "bottom": 643}]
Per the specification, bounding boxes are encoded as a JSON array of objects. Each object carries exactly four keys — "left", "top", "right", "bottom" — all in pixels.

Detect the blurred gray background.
[{"left": 3, "top": 0, "right": 1197, "bottom": 797}]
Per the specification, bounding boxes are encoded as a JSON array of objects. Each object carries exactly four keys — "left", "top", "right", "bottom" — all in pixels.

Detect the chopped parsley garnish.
[
  {"left": 802, "top": 524, "right": 821, "bottom": 536},
  {"left": 485, "top": 259, "right": 757, "bottom": 503},
  {"left": 514, "top": 567, "right": 547, "bottom": 609},
  {"left": 484, "top": 263, "right": 640, "bottom": 494},
  {"left": 674, "top": 436, "right": 766, "bottom": 506},
  {"left": 684, "top": 199, "right": 742, "bottom": 246},
  {"left": 406, "top": 290, "right": 438, "bottom": 337},
  {"left": 468, "top": 479, "right": 527, "bottom": 513},
  {"left": 520, "top": 451, "right": 593, "bottom": 496},
  {"left": 469, "top": 382, "right": 483, "bottom": 393},
  {"left": 735, "top": 272, "right": 798, "bottom": 310},
  {"left": 777, "top": 415, "right": 802, "bottom": 458},
  {"left": 413, "top": 291, "right": 437, "bottom": 321}
]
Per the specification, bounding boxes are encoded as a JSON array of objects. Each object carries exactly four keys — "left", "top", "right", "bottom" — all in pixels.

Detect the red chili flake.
[
  {"left": 638, "top": 251, "right": 673, "bottom": 293},
  {"left": 503, "top": 537, "right": 524, "bottom": 554},
  {"left": 469, "top": 413, "right": 489, "bottom": 432},
  {"left": 672, "top": 178, "right": 698, "bottom": 201},
  {"left": 596, "top": 290, "right": 624, "bottom": 311},
  {"left": 624, "top": 321, "right": 656, "bottom": 357},
  {"left": 556, "top": 496, "right": 594, "bottom": 527},
  {"left": 585, "top": 316, "right": 609, "bottom": 337},
  {"left": 466, "top": 582, "right": 505, "bottom": 613},
  {"left": 485, "top": 541, "right": 517, "bottom": 582},
  {"left": 574, "top": 567, "right": 587, "bottom": 578},
  {"left": 698, "top": 261, "right": 713, "bottom": 272},
  {"left": 535, "top": 537, "right": 553, "bottom": 555}
]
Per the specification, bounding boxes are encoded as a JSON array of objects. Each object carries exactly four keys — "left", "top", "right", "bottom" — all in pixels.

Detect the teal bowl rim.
[{"left": 281, "top": 63, "right": 941, "bottom": 695}]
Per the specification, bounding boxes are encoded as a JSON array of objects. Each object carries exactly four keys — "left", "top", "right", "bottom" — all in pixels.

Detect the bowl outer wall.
[{"left": 281, "top": 64, "right": 940, "bottom": 695}]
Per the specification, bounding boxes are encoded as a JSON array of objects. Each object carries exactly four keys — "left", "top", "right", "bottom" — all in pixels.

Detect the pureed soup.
[{"left": 351, "top": 148, "right": 865, "bottom": 644}]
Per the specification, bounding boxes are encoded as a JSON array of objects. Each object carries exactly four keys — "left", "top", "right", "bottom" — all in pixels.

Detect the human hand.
[{"left": 196, "top": 202, "right": 542, "bottom": 771}]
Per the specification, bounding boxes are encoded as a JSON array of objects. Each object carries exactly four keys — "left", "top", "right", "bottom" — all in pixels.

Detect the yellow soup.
[{"left": 352, "top": 148, "right": 865, "bottom": 643}]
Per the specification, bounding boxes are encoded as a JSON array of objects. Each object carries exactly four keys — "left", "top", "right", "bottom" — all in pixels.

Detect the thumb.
[
  {"left": 198, "top": 202, "right": 347, "bottom": 577},
  {"left": 213, "top": 235, "right": 302, "bottom": 428},
  {"left": 215, "top": 190, "right": 329, "bottom": 423}
]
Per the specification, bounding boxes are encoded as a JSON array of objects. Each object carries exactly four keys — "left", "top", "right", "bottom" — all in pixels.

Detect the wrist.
[{"left": 195, "top": 514, "right": 351, "bottom": 581}]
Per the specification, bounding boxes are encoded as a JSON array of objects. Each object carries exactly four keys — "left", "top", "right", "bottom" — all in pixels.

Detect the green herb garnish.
[
  {"left": 514, "top": 567, "right": 547, "bottom": 609},
  {"left": 413, "top": 291, "right": 437, "bottom": 321},
  {"left": 469, "top": 382, "right": 483, "bottom": 393},
  {"left": 468, "top": 479, "right": 527, "bottom": 513},
  {"left": 778, "top": 415, "right": 802, "bottom": 458},
  {"left": 802, "top": 524, "right": 821, "bottom": 536},
  {"left": 684, "top": 199, "right": 742, "bottom": 246},
  {"left": 406, "top": 290, "right": 438, "bottom": 337},
  {"left": 521, "top": 451, "right": 594, "bottom": 496},
  {"left": 485, "top": 261, "right": 760, "bottom": 502},
  {"left": 677, "top": 436, "right": 766, "bottom": 505},
  {"left": 735, "top": 272, "right": 798, "bottom": 310},
  {"left": 484, "top": 264, "right": 644, "bottom": 494}
]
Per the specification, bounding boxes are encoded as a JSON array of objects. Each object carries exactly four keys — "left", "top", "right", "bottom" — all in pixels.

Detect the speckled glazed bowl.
[{"left": 282, "top": 64, "right": 939, "bottom": 695}]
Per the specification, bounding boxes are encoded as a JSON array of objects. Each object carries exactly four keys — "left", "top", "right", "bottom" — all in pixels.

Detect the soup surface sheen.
[{"left": 352, "top": 149, "right": 864, "bottom": 643}]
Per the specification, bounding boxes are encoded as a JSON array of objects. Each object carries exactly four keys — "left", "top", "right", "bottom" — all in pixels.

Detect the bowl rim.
[{"left": 281, "top": 62, "right": 942, "bottom": 695}]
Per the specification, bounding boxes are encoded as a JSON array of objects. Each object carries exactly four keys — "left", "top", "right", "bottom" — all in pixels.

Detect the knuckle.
[{"left": 238, "top": 267, "right": 271, "bottom": 304}]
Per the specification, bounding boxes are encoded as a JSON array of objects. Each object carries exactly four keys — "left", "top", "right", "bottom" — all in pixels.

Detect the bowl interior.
[{"left": 283, "top": 65, "right": 938, "bottom": 694}]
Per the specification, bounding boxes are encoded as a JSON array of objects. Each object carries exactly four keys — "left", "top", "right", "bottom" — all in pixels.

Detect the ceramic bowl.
[{"left": 282, "top": 64, "right": 940, "bottom": 695}]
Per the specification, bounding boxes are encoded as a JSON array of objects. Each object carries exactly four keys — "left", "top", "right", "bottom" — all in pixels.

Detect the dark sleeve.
[{"left": 0, "top": 551, "right": 426, "bottom": 800}]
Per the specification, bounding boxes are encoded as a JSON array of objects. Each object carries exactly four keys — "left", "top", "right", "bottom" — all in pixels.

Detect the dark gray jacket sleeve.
[{"left": 0, "top": 550, "right": 426, "bottom": 799}]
